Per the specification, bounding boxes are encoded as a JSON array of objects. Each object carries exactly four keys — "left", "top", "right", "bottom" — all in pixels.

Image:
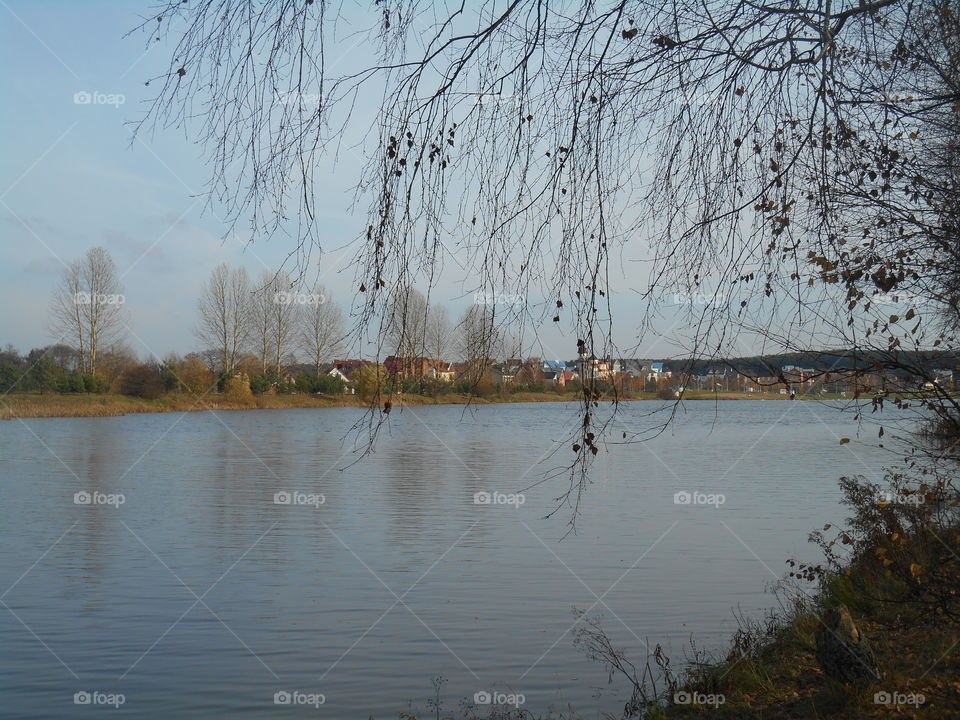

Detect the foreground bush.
[{"left": 575, "top": 468, "right": 960, "bottom": 719}]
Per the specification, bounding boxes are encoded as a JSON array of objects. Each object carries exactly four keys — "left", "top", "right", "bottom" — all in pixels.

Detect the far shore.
[{"left": 0, "top": 390, "right": 843, "bottom": 420}]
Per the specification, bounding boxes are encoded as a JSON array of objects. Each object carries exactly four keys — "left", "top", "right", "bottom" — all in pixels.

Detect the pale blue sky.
[
  {"left": 0, "top": 1, "right": 374, "bottom": 359},
  {"left": 0, "top": 1, "right": 734, "bottom": 363}
]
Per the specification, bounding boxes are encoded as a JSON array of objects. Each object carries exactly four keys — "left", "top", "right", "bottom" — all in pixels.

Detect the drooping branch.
[{"left": 136, "top": 0, "right": 960, "bottom": 522}]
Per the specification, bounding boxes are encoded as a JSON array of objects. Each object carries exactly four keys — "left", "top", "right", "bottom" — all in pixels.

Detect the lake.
[{"left": 0, "top": 400, "right": 896, "bottom": 717}]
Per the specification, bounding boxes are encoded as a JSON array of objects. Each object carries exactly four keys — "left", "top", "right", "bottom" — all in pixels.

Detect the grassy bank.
[
  {"left": 0, "top": 389, "right": 823, "bottom": 420},
  {"left": 646, "top": 480, "right": 960, "bottom": 719},
  {"left": 653, "top": 570, "right": 960, "bottom": 718},
  {"left": 0, "top": 391, "right": 375, "bottom": 419},
  {"left": 0, "top": 389, "right": 835, "bottom": 420},
  {"left": 0, "top": 390, "right": 594, "bottom": 419}
]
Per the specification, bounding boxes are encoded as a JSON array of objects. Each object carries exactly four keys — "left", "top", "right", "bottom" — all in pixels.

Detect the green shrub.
[
  {"left": 65, "top": 373, "right": 87, "bottom": 393},
  {"left": 0, "top": 362, "right": 20, "bottom": 393},
  {"left": 120, "top": 364, "right": 166, "bottom": 399},
  {"left": 509, "top": 382, "right": 546, "bottom": 393},
  {"left": 295, "top": 372, "right": 345, "bottom": 394},
  {"left": 398, "top": 377, "right": 424, "bottom": 394},
  {"left": 81, "top": 374, "right": 108, "bottom": 393},
  {"left": 249, "top": 373, "right": 273, "bottom": 394}
]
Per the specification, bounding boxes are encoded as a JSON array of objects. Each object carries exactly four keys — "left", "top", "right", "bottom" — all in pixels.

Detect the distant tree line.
[
  {"left": 14, "top": 244, "right": 958, "bottom": 402},
  {"left": 662, "top": 351, "right": 960, "bottom": 379},
  {"left": 2, "top": 249, "right": 529, "bottom": 401}
]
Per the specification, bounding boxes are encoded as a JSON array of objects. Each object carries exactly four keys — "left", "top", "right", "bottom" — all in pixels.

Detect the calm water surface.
[{"left": 0, "top": 400, "right": 895, "bottom": 718}]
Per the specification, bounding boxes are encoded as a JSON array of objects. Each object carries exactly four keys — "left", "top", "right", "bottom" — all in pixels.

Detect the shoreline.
[{"left": 0, "top": 390, "right": 831, "bottom": 420}]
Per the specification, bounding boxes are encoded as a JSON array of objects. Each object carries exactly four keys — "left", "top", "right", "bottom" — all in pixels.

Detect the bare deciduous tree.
[
  {"left": 196, "top": 263, "right": 251, "bottom": 375},
  {"left": 386, "top": 286, "right": 429, "bottom": 359},
  {"left": 249, "top": 270, "right": 276, "bottom": 374},
  {"left": 49, "top": 247, "right": 126, "bottom": 374},
  {"left": 270, "top": 271, "right": 300, "bottom": 376},
  {"left": 300, "top": 286, "right": 344, "bottom": 374},
  {"left": 458, "top": 304, "right": 499, "bottom": 385},
  {"left": 425, "top": 304, "right": 451, "bottom": 364}
]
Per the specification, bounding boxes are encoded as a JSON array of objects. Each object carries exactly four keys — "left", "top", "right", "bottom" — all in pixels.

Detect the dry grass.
[
  {"left": 0, "top": 392, "right": 351, "bottom": 419},
  {"left": 0, "top": 390, "right": 835, "bottom": 420},
  {"left": 1, "top": 393, "right": 168, "bottom": 419},
  {"left": 0, "top": 391, "right": 583, "bottom": 419}
]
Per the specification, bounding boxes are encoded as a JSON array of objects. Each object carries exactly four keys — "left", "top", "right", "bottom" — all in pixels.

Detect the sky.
[
  {"left": 0, "top": 1, "right": 363, "bottom": 360},
  {"left": 0, "top": 1, "right": 755, "bottom": 364}
]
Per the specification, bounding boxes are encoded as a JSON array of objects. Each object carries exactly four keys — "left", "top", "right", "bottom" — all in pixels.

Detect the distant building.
[
  {"left": 332, "top": 359, "right": 370, "bottom": 377},
  {"left": 612, "top": 359, "right": 646, "bottom": 377},
  {"left": 542, "top": 360, "right": 577, "bottom": 386},
  {"left": 433, "top": 362, "right": 461, "bottom": 383},
  {"left": 490, "top": 361, "right": 521, "bottom": 384},
  {"left": 543, "top": 359, "right": 566, "bottom": 374},
  {"left": 781, "top": 365, "right": 818, "bottom": 392},
  {"left": 646, "top": 362, "right": 672, "bottom": 380},
  {"left": 383, "top": 356, "right": 441, "bottom": 380},
  {"left": 324, "top": 365, "right": 351, "bottom": 384},
  {"left": 578, "top": 354, "right": 613, "bottom": 380},
  {"left": 743, "top": 375, "right": 781, "bottom": 393}
]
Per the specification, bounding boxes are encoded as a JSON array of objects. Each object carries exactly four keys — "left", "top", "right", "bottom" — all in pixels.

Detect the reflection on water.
[{"left": 0, "top": 401, "right": 894, "bottom": 717}]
